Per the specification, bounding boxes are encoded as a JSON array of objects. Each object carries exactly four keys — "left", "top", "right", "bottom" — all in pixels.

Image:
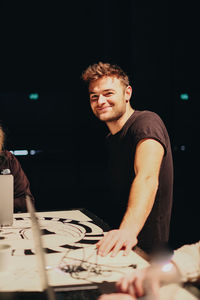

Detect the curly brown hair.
[{"left": 82, "top": 62, "right": 129, "bottom": 87}]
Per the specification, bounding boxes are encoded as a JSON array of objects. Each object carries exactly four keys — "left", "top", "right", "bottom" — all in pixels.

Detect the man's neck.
[{"left": 107, "top": 107, "right": 135, "bottom": 135}]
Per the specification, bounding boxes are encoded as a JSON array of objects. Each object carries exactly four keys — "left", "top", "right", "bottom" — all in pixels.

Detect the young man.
[{"left": 82, "top": 62, "right": 173, "bottom": 256}]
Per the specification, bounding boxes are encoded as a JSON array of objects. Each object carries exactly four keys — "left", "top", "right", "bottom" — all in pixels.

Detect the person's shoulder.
[
  {"left": 2, "top": 150, "right": 16, "bottom": 161},
  {"left": 134, "top": 110, "right": 162, "bottom": 120},
  {"left": 132, "top": 110, "right": 164, "bottom": 127},
  {"left": 128, "top": 110, "right": 168, "bottom": 139}
]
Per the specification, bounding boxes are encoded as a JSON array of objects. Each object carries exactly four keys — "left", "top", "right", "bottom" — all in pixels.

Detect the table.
[{"left": 0, "top": 209, "right": 199, "bottom": 299}]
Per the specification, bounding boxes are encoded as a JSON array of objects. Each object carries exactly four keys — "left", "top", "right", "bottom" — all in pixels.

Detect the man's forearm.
[{"left": 119, "top": 174, "right": 158, "bottom": 236}]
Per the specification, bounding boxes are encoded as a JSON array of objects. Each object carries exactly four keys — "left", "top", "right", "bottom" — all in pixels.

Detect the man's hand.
[{"left": 96, "top": 229, "right": 138, "bottom": 257}]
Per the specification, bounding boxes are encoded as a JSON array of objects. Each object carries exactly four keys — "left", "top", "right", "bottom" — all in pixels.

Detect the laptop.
[{"left": 0, "top": 174, "right": 13, "bottom": 226}]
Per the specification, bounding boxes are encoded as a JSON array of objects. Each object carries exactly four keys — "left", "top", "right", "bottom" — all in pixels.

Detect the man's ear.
[{"left": 125, "top": 85, "right": 132, "bottom": 102}]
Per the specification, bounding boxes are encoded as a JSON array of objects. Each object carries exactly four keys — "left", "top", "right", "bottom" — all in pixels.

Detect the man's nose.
[{"left": 98, "top": 94, "right": 106, "bottom": 105}]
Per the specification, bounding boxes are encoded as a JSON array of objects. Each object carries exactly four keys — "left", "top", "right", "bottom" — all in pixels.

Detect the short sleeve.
[{"left": 130, "top": 111, "right": 168, "bottom": 155}]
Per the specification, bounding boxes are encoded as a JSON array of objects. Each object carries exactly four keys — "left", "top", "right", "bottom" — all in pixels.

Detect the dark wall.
[{"left": 0, "top": 1, "right": 199, "bottom": 249}]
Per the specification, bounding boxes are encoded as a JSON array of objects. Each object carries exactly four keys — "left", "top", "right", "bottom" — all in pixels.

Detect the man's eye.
[
  {"left": 105, "top": 92, "right": 113, "bottom": 96},
  {"left": 90, "top": 96, "right": 98, "bottom": 101}
]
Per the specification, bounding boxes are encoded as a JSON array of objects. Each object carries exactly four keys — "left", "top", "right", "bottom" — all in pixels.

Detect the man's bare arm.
[{"left": 96, "top": 138, "right": 164, "bottom": 256}]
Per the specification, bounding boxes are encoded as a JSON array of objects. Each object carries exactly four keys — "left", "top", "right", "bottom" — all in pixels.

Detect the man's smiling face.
[{"left": 89, "top": 76, "right": 128, "bottom": 123}]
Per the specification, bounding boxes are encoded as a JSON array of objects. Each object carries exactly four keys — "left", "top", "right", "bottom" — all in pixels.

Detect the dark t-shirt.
[
  {"left": 106, "top": 110, "right": 173, "bottom": 253},
  {"left": 0, "top": 150, "right": 34, "bottom": 212}
]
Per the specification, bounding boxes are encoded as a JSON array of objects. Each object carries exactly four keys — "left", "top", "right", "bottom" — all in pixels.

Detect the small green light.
[
  {"left": 29, "top": 93, "right": 39, "bottom": 100},
  {"left": 180, "top": 93, "right": 189, "bottom": 101}
]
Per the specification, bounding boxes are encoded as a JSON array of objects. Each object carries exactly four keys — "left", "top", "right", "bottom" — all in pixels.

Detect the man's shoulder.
[
  {"left": 134, "top": 110, "right": 162, "bottom": 120},
  {"left": 130, "top": 110, "right": 164, "bottom": 128}
]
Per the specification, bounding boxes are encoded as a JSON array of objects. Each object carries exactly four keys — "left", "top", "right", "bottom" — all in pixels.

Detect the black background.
[{"left": 0, "top": 1, "right": 199, "bottom": 250}]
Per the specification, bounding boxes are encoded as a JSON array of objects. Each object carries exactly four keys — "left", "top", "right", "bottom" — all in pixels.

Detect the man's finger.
[
  {"left": 111, "top": 239, "right": 125, "bottom": 257},
  {"left": 96, "top": 232, "right": 108, "bottom": 247},
  {"left": 97, "top": 234, "right": 119, "bottom": 256},
  {"left": 123, "top": 241, "right": 136, "bottom": 256}
]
